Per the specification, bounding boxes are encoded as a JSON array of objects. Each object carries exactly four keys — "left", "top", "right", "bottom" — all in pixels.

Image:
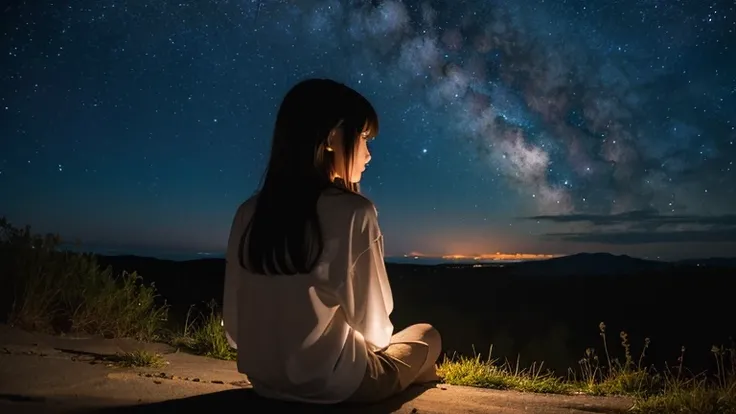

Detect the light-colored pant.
[{"left": 346, "top": 323, "right": 442, "bottom": 403}]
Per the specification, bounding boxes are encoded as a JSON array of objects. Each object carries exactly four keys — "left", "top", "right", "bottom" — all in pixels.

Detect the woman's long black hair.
[{"left": 239, "top": 79, "right": 380, "bottom": 275}]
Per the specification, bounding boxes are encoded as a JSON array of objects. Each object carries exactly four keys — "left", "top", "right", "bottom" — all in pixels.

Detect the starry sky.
[{"left": 2, "top": 0, "right": 735, "bottom": 260}]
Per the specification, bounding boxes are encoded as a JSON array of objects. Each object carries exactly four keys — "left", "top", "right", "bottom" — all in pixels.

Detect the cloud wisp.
[{"left": 523, "top": 209, "right": 736, "bottom": 244}]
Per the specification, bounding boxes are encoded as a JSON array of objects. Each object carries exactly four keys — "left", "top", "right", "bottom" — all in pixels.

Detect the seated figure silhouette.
[{"left": 222, "top": 78, "right": 442, "bottom": 404}]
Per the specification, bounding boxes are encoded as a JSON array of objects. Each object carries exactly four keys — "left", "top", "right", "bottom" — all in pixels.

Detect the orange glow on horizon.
[{"left": 405, "top": 251, "right": 561, "bottom": 261}]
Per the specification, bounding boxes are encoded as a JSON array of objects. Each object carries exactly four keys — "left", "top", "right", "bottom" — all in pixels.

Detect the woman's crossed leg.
[{"left": 347, "top": 323, "right": 442, "bottom": 403}]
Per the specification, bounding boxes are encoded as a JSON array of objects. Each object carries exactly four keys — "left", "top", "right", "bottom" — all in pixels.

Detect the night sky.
[{"left": 2, "top": 0, "right": 735, "bottom": 260}]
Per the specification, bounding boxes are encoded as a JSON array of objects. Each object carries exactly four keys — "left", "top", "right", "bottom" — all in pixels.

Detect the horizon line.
[{"left": 59, "top": 244, "right": 734, "bottom": 264}]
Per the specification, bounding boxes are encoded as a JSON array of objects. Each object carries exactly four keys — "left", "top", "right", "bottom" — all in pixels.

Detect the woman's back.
[{"left": 222, "top": 187, "right": 394, "bottom": 404}]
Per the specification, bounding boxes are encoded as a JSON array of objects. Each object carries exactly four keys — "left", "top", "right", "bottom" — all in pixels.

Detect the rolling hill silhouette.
[{"left": 507, "top": 252, "right": 668, "bottom": 277}]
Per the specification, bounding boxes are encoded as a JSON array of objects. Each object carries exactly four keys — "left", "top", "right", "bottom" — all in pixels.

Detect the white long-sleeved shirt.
[{"left": 222, "top": 189, "right": 394, "bottom": 404}]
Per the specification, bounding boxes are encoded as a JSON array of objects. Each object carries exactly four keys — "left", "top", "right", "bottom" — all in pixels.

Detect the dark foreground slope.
[{"left": 96, "top": 253, "right": 735, "bottom": 375}]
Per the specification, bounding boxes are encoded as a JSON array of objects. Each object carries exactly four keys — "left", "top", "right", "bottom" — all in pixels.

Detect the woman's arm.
[
  {"left": 334, "top": 204, "right": 394, "bottom": 350},
  {"left": 222, "top": 205, "right": 246, "bottom": 350},
  {"left": 223, "top": 255, "right": 239, "bottom": 349}
]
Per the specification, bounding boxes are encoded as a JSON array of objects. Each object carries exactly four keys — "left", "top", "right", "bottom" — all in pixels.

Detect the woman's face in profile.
[
  {"left": 331, "top": 128, "right": 372, "bottom": 183},
  {"left": 352, "top": 132, "right": 372, "bottom": 183}
]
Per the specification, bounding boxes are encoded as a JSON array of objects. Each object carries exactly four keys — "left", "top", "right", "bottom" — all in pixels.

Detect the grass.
[
  {"left": 107, "top": 349, "right": 168, "bottom": 368},
  {"left": 2, "top": 216, "right": 734, "bottom": 412},
  {"left": 438, "top": 346, "right": 572, "bottom": 394},
  {"left": 0, "top": 217, "right": 235, "bottom": 358},
  {"left": 0, "top": 218, "right": 168, "bottom": 341},
  {"left": 438, "top": 322, "right": 736, "bottom": 413},
  {"left": 168, "top": 300, "right": 236, "bottom": 361}
]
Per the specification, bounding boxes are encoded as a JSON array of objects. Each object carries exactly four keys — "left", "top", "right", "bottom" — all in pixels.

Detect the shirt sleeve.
[
  {"left": 223, "top": 258, "right": 239, "bottom": 349},
  {"left": 334, "top": 204, "right": 394, "bottom": 350}
]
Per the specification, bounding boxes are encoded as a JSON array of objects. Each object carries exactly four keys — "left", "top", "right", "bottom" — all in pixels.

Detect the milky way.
[
  {"left": 300, "top": 0, "right": 734, "bottom": 215},
  {"left": 1, "top": 0, "right": 735, "bottom": 258}
]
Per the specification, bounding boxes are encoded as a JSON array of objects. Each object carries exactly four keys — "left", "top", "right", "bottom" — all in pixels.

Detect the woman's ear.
[
  {"left": 325, "top": 127, "right": 336, "bottom": 152},
  {"left": 327, "top": 126, "right": 343, "bottom": 153}
]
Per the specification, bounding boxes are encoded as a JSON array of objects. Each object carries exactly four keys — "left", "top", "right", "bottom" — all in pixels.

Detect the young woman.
[{"left": 222, "top": 78, "right": 442, "bottom": 404}]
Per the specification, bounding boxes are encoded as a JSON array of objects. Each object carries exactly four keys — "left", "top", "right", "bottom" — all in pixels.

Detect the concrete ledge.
[{"left": 0, "top": 325, "right": 633, "bottom": 414}]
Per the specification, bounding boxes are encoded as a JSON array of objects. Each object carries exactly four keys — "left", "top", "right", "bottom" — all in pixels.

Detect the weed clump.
[
  {"left": 168, "top": 300, "right": 236, "bottom": 361},
  {"left": 108, "top": 349, "right": 167, "bottom": 368},
  {"left": 0, "top": 217, "right": 168, "bottom": 340},
  {"left": 438, "top": 345, "right": 571, "bottom": 394}
]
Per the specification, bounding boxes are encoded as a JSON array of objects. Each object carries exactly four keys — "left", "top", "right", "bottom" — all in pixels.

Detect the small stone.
[
  {"left": 192, "top": 378, "right": 200, "bottom": 382},
  {"left": 153, "top": 380, "right": 162, "bottom": 385},
  {"left": 212, "top": 380, "right": 224, "bottom": 384}
]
